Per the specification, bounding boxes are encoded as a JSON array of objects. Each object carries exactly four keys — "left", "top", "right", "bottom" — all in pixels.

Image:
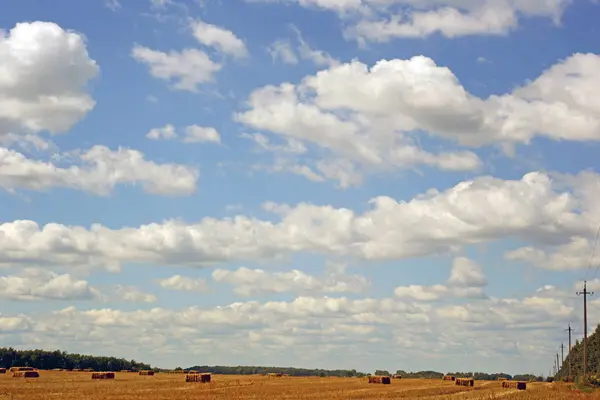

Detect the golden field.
[{"left": 1, "top": 371, "right": 599, "bottom": 399}]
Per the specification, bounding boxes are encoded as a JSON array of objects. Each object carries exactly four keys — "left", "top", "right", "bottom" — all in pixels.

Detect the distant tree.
[
  {"left": 0, "top": 348, "right": 151, "bottom": 371},
  {"left": 375, "top": 370, "right": 390, "bottom": 376}
]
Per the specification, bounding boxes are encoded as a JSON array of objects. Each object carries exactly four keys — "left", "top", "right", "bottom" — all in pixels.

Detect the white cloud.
[
  {"left": 395, "top": 257, "right": 487, "bottom": 301},
  {"left": 0, "top": 269, "right": 98, "bottom": 301},
  {"left": 247, "top": 0, "right": 571, "bottom": 43},
  {"left": 240, "top": 133, "right": 306, "bottom": 154},
  {"left": 146, "top": 124, "right": 177, "bottom": 140},
  {"left": 0, "top": 170, "right": 594, "bottom": 271},
  {"left": 505, "top": 236, "right": 593, "bottom": 271},
  {"left": 150, "top": 0, "right": 174, "bottom": 9},
  {"left": 0, "top": 145, "right": 199, "bottom": 196},
  {"left": 182, "top": 125, "right": 221, "bottom": 144},
  {"left": 146, "top": 124, "right": 221, "bottom": 144},
  {"left": 268, "top": 40, "right": 299, "bottom": 65},
  {"left": 0, "top": 133, "right": 55, "bottom": 152},
  {"left": 349, "top": 2, "right": 520, "bottom": 42},
  {"left": 291, "top": 26, "right": 339, "bottom": 67},
  {"left": 0, "top": 281, "right": 582, "bottom": 372},
  {"left": 447, "top": 257, "right": 487, "bottom": 288},
  {"left": 158, "top": 275, "right": 208, "bottom": 292},
  {"left": 268, "top": 26, "right": 338, "bottom": 67},
  {"left": 0, "top": 21, "right": 99, "bottom": 137},
  {"left": 105, "top": 0, "right": 121, "bottom": 11},
  {"left": 236, "top": 53, "right": 600, "bottom": 186},
  {"left": 132, "top": 46, "right": 221, "bottom": 92},
  {"left": 114, "top": 285, "right": 157, "bottom": 303},
  {"left": 190, "top": 19, "right": 249, "bottom": 59},
  {"left": 212, "top": 263, "right": 369, "bottom": 296},
  {"left": 394, "top": 284, "right": 449, "bottom": 301}
]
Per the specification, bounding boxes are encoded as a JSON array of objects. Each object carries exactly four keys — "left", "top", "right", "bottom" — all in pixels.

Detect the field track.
[{"left": 1, "top": 372, "right": 598, "bottom": 399}]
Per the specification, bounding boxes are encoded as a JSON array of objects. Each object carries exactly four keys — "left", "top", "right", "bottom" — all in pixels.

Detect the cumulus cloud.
[
  {"left": 236, "top": 53, "right": 600, "bottom": 186},
  {"left": 146, "top": 124, "right": 221, "bottom": 144},
  {"left": 212, "top": 263, "right": 369, "bottom": 296},
  {"left": 182, "top": 125, "right": 221, "bottom": 144},
  {"left": 132, "top": 46, "right": 221, "bottom": 92},
  {"left": 114, "top": 285, "right": 157, "bottom": 303},
  {"left": 505, "top": 236, "right": 593, "bottom": 271},
  {"left": 247, "top": 0, "right": 571, "bottom": 43},
  {"left": 268, "top": 25, "right": 338, "bottom": 68},
  {"left": 0, "top": 170, "right": 595, "bottom": 271},
  {"left": 146, "top": 124, "right": 177, "bottom": 140},
  {"left": 395, "top": 257, "right": 487, "bottom": 301},
  {"left": 268, "top": 40, "right": 298, "bottom": 65},
  {"left": 0, "top": 145, "right": 199, "bottom": 195},
  {"left": 0, "top": 282, "right": 582, "bottom": 372},
  {"left": 190, "top": 19, "right": 249, "bottom": 59},
  {"left": 132, "top": 18, "right": 248, "bottom": 90},
  {"left": 0, "top": 269, "right": 98, "bottom": 301},
  {"left": 0, "top": 21, "right": 99, "bottom": 137},
  {"left": 158, "top": 275, "right": 208, "bottom": 292}
]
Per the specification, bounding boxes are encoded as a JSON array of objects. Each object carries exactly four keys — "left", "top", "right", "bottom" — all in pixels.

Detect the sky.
[{"left": 1, "top": 0, "right": 600, "bottom": 377}]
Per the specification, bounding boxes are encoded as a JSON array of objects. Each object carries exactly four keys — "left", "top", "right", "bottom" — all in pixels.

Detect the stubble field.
[{"left": 0, "top": 372, "right": 598, "bottom": 399}]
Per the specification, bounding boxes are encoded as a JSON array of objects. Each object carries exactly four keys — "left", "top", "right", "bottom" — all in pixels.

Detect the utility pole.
[
  {"left": 566, "top": 324, "right": 574, "bottom": 378},
  {"left": 577, "top": 281, "right": 594, "bottom": 381},
  {"left": 557, "top": 353, "right": 560, "bottom": 374},
  {"left": 561, "top": 343, "right": 565, "bottom": 364}
]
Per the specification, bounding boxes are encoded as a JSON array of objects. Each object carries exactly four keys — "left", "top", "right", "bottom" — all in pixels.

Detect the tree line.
[
  {"left": 181, "top": 365, "right": 367, "bottom": 377},
  {"left": 0, "top": 348, "right": 151, "bottom": 371},
  {"left": 376, "top": 370, "right": 542, "bottom": 381},
  {"left": 183, "top": 366, "right": 542, "bottom": 380},
  {"left": 0, "top": 347, "right": 545, "bottom": 380},
  {"left": 556, "top": 323, "right": 600, "bottom": 380}
]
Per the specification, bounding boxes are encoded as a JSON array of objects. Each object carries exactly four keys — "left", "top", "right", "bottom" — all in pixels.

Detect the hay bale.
[
  {"left": 185, "top": 373, "right": 211, "bottom": 383},
  {"left": 0, "top": 368, "right": 6, "bottom": 374},
  {"left": 139, "top": 370, "right": 155, "bottom": 376},
  {"left": 501, "top": 380, "right": 526, "bottom": 390},
  {"left": 268, "top": 373, "right": 282, "bottom": 377},
  {"left": 455, "top": 378, "right": 474, "bottom": 387},
  {"left": 83, "top": 368, "right": 94, "bottom": 372},
  {"left": 443, "top": 375, "right": 455, "bottom": 381},
  {"left": 392, "top": 374, "right": 402, "bottom": 379},
  {"left": 91, "top": 372, "right": 115, "bottom": 380},
  {"left": 120, "top": 370, "right": 131, "bottom": 373},
  {"left": 12, "top": 371, "right": 39, "bottom": 378},
  {"left": 368, "top": 376, "right": 390, "bottom": 384}
]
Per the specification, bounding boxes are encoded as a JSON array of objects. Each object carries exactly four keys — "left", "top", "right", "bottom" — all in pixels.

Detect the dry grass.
[{"left": 0, "top": 371, "right": 598, "bottom": 399}]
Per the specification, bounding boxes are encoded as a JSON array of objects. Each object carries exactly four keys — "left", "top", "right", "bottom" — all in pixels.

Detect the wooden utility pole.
[
  {"left": 557, "top": 353, "right": 560, "bottom": 373},
  {"left": 577, "top": 281, "right": 594, "bottom": 381},
  {"left": 561, "top": 343, "right": 565, "bottom": 364},
  {"left": 566, "top": 323, "right": 574, "bottom": 351},
  {"left": 566, "top": 324, "right": 574, "bottom": 378}
]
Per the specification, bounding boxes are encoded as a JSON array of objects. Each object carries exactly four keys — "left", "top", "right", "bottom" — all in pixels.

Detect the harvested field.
[{"left": 0, "top": 371, "right": 598, "bottom": 399}]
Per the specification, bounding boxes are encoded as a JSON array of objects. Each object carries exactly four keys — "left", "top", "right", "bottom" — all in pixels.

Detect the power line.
[{"left": 565, "top": 323, "right": 574, "bottom": 379}]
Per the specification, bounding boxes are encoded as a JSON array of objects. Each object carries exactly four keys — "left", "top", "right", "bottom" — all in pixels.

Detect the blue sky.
[{"left": 1, "top": 0, "right": 600, "bottom": 376}]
